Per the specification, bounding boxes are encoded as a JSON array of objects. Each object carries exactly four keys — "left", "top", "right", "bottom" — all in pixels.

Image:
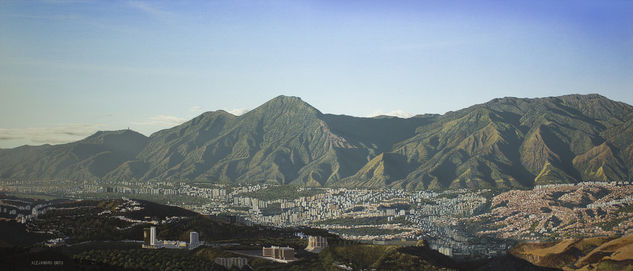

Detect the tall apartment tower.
[
  {"left": 150, "top": 226, "right": 157, "bottom": 246},
  {"left": 189, "top": 231, "right": 199, "bottom": 248}
]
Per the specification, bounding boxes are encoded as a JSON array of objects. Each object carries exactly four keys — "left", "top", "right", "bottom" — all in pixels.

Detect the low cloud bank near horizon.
[
  {"left": 131, "top": 115, "right": 188, "bottom": 127},
  {"left": 189, "top": 105, "right": 203, "bottom": 113},
  {"left": 0, "top": 123, "right": 103, "bottom": 147},
  {"left": 368, "top": 110, "right": 414, "bottom": 118},
  {"left": 0, "top": 107, "right": 413, "bottom": 148},
  {"left": 228, "top": 108, "right": 249, "bottom": 116}
]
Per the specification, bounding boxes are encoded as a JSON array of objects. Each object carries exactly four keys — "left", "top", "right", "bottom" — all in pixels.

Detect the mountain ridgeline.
[{"left": 2, "top": 94, "right": 632, "bottom": 190}]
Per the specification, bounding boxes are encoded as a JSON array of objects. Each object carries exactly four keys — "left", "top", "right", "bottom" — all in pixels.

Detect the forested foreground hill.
[{"left": 1, "top": 94, "right": 632, "bottom": 190}]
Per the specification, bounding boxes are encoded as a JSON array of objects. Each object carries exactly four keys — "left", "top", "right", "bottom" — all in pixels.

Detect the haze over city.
[{"left": 1, "top": 0, "right": 632, "bottom": 148}]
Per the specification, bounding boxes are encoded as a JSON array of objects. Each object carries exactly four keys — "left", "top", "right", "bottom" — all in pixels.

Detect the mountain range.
[{"left": 1, "top": 94, "right": 632, "bottom": 190}]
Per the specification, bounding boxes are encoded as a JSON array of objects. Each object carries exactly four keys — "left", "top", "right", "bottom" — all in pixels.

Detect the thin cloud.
[
  {"left": 7, "top": 57, "right": 202, "bottom": 77},
  {"left": 384, "top": 41, "right": 468, "bottom": 52},
  {"left": 228, "top": 108, "right": 249, "bottom": 116},
  {"left": 132, "top": 115, "right": 187, "bottom": 127},
  {"left": 0, "top": 123, "right": 103, "bottom": 145},
  {"left": 4, "top": 14, "right": 79, "bottom": 21},
  {"left": 127, "top": 1, "right": 173, "bottom": 17},
  {"left": 368, "top": 110, "right": 414, "bottom": 119},
  {"left": 39, "top": 0, "right": 93, "bottom": 4},
  {"left": 189, "top": 105, "right": 203, "bottom": 113},
  {"left": 4, "top": 13, "right": 140, "bottom": 34}
]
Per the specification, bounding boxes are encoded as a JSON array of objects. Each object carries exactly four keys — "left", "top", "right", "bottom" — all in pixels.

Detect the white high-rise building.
[
  {"left": 150, "top": 226, "right": 157, "bottom": 246},
  {"left": 189, "top": 231, "right": 199, "bottom": 248}
]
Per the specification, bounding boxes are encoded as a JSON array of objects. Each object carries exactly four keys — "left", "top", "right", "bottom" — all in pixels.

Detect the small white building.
[{"left": 305, "top": 236, "right": 328, "bottom": 253}]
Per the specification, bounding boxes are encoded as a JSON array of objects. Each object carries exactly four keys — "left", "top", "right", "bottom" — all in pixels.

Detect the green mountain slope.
[
  {"left": 337, "top": 152, "right": 412, "bottom": 188},
  {"left": 0, "top": 130, "right": 148, "bottom": 180},
  {"left": 1, "top": 94, "right": 631, "bottom": 190},
  {"left": 384, "top": 94, "right": 633, "bottom": 190},
  {"left": 124, "top": 96, "right": 400, "bottom": 186}
]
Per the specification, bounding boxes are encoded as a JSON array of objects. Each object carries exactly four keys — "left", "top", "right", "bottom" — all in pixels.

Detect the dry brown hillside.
[{"left": 511, "top": 234, "right": 633, "bottom": 270}]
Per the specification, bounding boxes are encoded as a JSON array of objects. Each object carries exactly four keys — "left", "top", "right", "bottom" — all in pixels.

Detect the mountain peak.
[
  {"left": 83, "top": 129, "right": 147, "bottom": 142},
  {"left": 267, "top": 95, "right": 311, "bottom": 107},
  {"left": 558, "top": 93, "right": 606, "bottom": 100},
  {"left": 211, "top": 109, "right": 232, "bottom": 115},
  {"left": 197, "top": 109, "right": 237, "bottom": 118},
  {"left": 271, "top": 95, "right": 303, "bottom": 101},
  {"left": 251, "top": 95, "right": 321, "bottom": 116}
]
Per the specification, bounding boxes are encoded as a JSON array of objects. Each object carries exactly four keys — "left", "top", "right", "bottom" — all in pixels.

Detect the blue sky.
[{"left": 1, "top": 0, "right": 632, "bottom": 148}]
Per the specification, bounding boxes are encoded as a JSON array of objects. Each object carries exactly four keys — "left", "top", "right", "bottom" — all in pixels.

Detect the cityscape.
[
  {"left": 2, "top": 0, "right": 633, "bottom": 270},
  {"left": 3, "top": 178, "right": 633, "bottom": 263}
]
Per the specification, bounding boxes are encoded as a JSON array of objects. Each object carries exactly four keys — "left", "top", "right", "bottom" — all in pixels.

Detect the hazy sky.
[{"left": 1, "top": 0, "right": 632, "bottom": 148}]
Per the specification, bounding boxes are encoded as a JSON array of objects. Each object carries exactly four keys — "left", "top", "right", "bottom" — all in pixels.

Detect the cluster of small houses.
[{"left": 3, "top": 202, "right": 51, "bottom": 224}]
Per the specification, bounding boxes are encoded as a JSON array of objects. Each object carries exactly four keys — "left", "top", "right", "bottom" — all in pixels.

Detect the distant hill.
[
  {"left": 1, "top": 94, "right": 632, "bottom": 190},
  {"left": 0, "top": 130, "right": 147, "bottom": 180}
]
